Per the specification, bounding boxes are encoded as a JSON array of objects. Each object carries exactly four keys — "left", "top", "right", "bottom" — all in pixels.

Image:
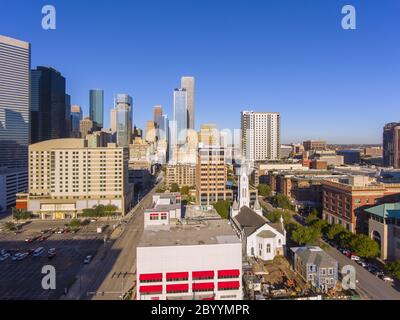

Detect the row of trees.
[
  {"left": 290, "top": 211, "right": 380, "bottom": 259},
  {"left": 80, "top": 204, "right": 119, "bottom": 217}
]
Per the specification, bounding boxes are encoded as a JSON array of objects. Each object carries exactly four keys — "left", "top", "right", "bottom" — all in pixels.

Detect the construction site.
[{"left": 243, "top": 256, "right": 359, "bottom": 300}]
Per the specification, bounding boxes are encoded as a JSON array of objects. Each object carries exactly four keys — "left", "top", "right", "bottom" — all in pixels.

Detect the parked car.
[
  {"left": 56, "top": 228, "right": 64, "bottom": 234},
  {"left": 33, "top": 247, "right": 45, "bottom": 257},
  {"left": 83, "top": 255, "right": 92, "bottom": 264},
  {"left": 356, "top": 260, "right": 368, "bottom": 268},
  {"left": 12, "top": 253, "right": 22, "bottom": 261},
  {"left": 47, "top": 248, "right": 56, "bottom": 259},
  {"left": 17, "top": 252, "right": 29, "bottom": 261},
  {"left": 0, "top": 253, "right": 11, "bottom": 261},
  {"left": 381, "top": 275, "right": 394, "bottom": 282},
  {"left": 351, "top": 255, "right": 361, "bottom": 261}
]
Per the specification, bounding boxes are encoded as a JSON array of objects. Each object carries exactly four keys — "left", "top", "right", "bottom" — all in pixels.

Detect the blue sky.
[{"left": 1, "top": 0, "right": 399, "bottom": 144}]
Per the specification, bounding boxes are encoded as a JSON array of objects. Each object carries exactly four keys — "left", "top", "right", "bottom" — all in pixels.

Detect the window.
[
  {"left": 328, "top": 268, "right": 333, "bottom": 276},
  {"left": 321, "top": 268, "right": 327, "bottom": 276},
  {"left": 266, "top": 244, "right": 271, "bottom": 253}
]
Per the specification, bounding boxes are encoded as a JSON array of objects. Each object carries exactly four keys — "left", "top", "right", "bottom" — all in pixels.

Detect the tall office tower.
[
  {"left": 30, "top": 66, "right": 69, "bottom": 143},
  {"left": 0, "top": 35, "right": 30, "bottom": 169},
  {"left": 153, "top": 105, "right": 163, "bottom": 126},
  {"left": 181, "top": 76, "right": 195, "bottom": 130},
  {"left": 65, "top": 94, "right": 71, "bottom": 136},
  {"left": 89, "top": 89, "right": 104, "bottom": 130},
  {"left": 110, "top": 108, "right": 117, "bottom": 133},
  {"left": 199, "top": 123, "right": 220, "bottom": 146},
  {"left": 79, "top": 117, "right": 93, "bottom": 138},
  {"left": 383, "top": 122, "right": 400, "bottom": 168},
  {"left": 116, "top": 94, "right": 133, "bottom": 148},
  {"left": 70, "top": 105, "right": 83, "bottom": 137},
  {"left": 145, "top": 120, "right": 156, "bottom": 143},
  {"left": 173, "top": 88, "right": 188, "bottom": 145},
  {"left": 196, "top": 146, "right": 229, "bottom": 206},
  {"left": 241, "top": 111, "right": 280, "bottom": 162}
]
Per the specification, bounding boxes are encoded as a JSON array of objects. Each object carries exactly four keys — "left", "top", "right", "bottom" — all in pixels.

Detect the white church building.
[{"left": 230, "top": 164, "right": 286, "bottom": 261}]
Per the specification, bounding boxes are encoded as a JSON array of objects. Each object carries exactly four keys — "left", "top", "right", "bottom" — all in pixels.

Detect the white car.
[
  {"left": 351, "top": 255, "right": 361, "bottom": 261},
  {"left": 382, "top": 275, "right": 394, "bottom": 282},
  {"left": 0, "top": 253, "right": 11, "bottom": 261},
  {"left": 356, "top": 260, "right": 368, "bottom": 268}
]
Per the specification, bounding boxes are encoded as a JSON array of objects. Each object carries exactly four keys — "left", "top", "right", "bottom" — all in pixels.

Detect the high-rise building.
[
  {"left": 153, "top": 105, "right": 163, "bottom": 127},
  {"left": 196, "top": 146, "right": 231, "bottom": 206},
  {"left": 0, "top": 35, "right": 30, "bottom": 169},
  {"left": 116, "top": 94, "right": 133, "bottom": 148},
  {"left": 241, "top": 111, "right": 280, "bottom": 162},
  {"left": 23, "top": 138, "right": 133, "bottom": 219},
  {"left": 145, "top": 120, "right": 156, "bottom": 144},
  {"left": 30, "top": 66, "right": 70, "bottom": 143},
  {"left": 173, "top": 88, "right": 188, "bottom": 145},
  {"left": 70, "top": 105, "right": 83, "bottom": 137},
  {"left": 79, "top": 117, "right": 93, "bottom": 138},
  {"left": 199, "top": 124, "right": 220, "bottom": 146},
  {"left": 110, "top": 108, "right": 117, "bottom": 133},
  {"left": 181, "top": 76, "right": 195, "bottom": 130},
  {"left": 383, "top": 123, "right": 400, "bottom": 168},
  {"left": 89, "top": 89, "right": 104, "bottom": 130}
]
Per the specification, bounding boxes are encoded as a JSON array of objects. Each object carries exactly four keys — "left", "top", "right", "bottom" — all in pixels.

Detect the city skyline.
[{"left": 1, "top": 0, "right": 399, "bottom": 143}]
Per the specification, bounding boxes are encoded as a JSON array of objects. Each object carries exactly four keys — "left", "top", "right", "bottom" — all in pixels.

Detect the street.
[{"left": 63, "top": 177, "right": 162, "bottom": 300}]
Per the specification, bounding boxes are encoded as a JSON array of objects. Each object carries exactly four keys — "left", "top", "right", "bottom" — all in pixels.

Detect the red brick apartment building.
[{"left": 322, "top": 180, "right": 400, "bottom": 234}]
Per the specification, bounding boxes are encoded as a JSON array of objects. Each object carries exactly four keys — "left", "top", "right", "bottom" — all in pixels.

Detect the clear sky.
[{"left": 1, "top": 0, "right": 399, "bottom": 144}]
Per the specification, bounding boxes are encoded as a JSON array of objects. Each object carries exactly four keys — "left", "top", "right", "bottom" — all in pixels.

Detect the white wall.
[{"left": 136, "top": 242, "right": 243, "bottom": 300}]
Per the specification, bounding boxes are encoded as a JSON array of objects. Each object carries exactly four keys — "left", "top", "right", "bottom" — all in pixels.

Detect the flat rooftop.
[{"left": 138, "top": 218, "right": 240, "bottom": 247}]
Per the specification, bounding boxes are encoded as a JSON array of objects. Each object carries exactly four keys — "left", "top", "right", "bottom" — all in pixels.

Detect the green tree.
[
  {"left": 338, "top": 230, "right": 354, "bottom": 248},
  {"left": 385, "top": 260, "right": 400, "bottom": 280},
  {"left": 271, "top": 194, "right": 294, "bottom": 210},
  {"left": 349, "top": 234, "right": 380, "bottom": 258},
  {"left": 257, "top": 184, "right": 271, "bottom": 197},
  {"left": 69, "top": 219, "right": 81, "bottom": 229},
  {"left": 170, "top": 183, "right": 180, "bottom": 193},
  {"left": 326, "top": 224, "right": 346, "bottom": 241},
  {"left": 13, "top": 210, "right": 33, "bottom": 221},
  {"left": 4, "top": 221, "right": 17, "bottom": 231},
  {"left": 291, "top": 226, "right": 320, "bottom": 245},
  {"left": 180, "top": 186, "right": 190, "bottom": 196},
  {"left": 266, "top": 209, "right": 292, "bottom": 226},
  {"left": 311, "top": 219, "right": 329, "bottom": 234},
  {"left": 213, "top": 200, "right": 232, "bottom": 220},
  {"left": 305, "top": 211, "right": 319, "bottom": 226}
]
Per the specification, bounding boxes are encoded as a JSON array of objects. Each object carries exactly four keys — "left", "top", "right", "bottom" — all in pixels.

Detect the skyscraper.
[
  {"left": 110, "top": 108, "right": 117, "bottom": 133},
  {"left": 30, "top": 66, "right": 70, "bottom": 143},
  {"left": 89, "top": 89, "right": 104, "bottom": 130},
  {"left": 153, "top": 105, "right": 163, "bottom": 127},
  {"left": 383, "top": 122, "right": 400, "bottom": 168},
  {"left": 173, "top": 88, "right": 188, "bottom": 145},
  {"left": 241, "top": 111, "right": 280, "bottom": 161},
  {"left": 70, "top": 105, "right": 83, "bottom": 137},
  {"left": 0, "top": 35, "right": 30, "bottom": 169},
  {"left": 181, "top": 76, "right": 195, "bottom": 130},
  {"left": 116, "top": 94, "right": 133, "bottom": 148}
]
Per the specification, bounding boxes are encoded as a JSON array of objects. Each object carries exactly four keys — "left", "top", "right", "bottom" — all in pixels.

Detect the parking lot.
[{"left": 0, "top": 220, "right": 106, "bottom": 300}]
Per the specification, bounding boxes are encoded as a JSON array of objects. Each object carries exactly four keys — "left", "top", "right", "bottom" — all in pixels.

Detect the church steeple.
[{"left": 239, "top": 163, "right": 250, "bottom": 209}]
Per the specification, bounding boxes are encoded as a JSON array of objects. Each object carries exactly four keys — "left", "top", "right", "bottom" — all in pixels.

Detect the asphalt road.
[
  {"left": 324, "top": 244, "right": 400, "bottom": 300},
  {"left": 63, "top": 178, "right": 163, "bottom": 300}
]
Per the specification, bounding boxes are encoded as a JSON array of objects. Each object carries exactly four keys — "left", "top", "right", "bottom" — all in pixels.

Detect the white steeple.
[{"left": 239, "top": 163, "right": 250, "bottom": 209}]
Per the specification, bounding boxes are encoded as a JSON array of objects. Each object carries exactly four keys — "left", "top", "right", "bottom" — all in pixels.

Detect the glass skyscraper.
[
  {"left": 116, "top": 94, "right": 133, "bottom": 148},
  {"left": 89, "top": 89, "right": 104, "bottom": 129},
  {"left": 0, "top": 35, "right": 30, "bottom": 169},
  {"left": 173, "top": 88, "right": 188, "bottom": 145},
  {"left": 70, "top": 105, "right": 83, "bottom": 137},
  {"left": 181, "top": 76, "right": 195, "bottom": 130},
  {"left": 30, "top": 66, "right": 69, "bottom": 143}
]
